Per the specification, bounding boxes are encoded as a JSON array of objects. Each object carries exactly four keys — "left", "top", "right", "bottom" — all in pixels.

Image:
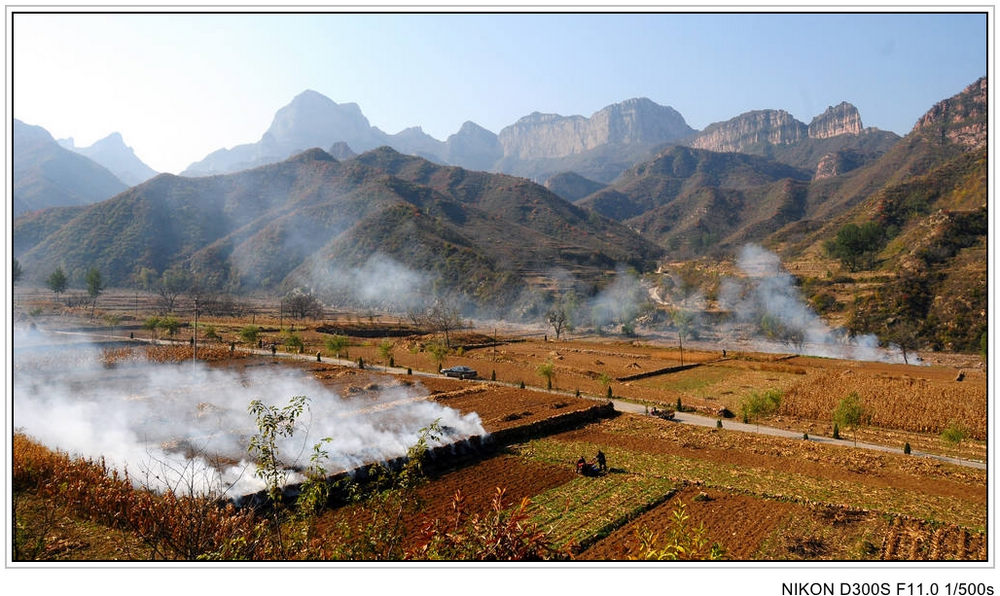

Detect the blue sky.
[{"left": 12, "top": 11, "right": 988, "bottom": 173}]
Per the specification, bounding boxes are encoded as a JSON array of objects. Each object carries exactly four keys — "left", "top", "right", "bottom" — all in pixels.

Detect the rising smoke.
[
  {"left": 718, "top": 244, "right": 906, "bottom": 363},
  {"left": 13, "top": 326, "right": 485, "bottom": 499}
]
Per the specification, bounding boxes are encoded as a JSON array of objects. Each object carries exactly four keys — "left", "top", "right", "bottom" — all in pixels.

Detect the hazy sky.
[{"left": 12, "top": 11, "right": 988, "bottom": 173}]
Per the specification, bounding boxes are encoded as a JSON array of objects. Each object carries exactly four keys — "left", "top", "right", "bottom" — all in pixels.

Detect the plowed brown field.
[{"left": 580, "top": 485, "right": 797, "bottom": 560}]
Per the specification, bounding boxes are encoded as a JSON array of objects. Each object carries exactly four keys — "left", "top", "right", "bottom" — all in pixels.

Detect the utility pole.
[{"left": 193, "top": 297, "right": 199, "bottom": 364}]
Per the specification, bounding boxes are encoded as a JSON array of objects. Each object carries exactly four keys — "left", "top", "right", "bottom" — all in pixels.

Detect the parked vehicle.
[{"left": 441, "top": 366, "right": 478, "bottom": 379}]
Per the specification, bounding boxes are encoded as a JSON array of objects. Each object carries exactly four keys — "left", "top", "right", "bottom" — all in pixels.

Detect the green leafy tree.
[
  {"left": 142, "top": 316, "right": 162, "bottom": 340},
  {"left": 536, "top": 360, "right": 556, "bottom": 390},
  {"left": 282, "top": 330, "right": 304, "bottom": 353},
  {"left": 239, "top": 325, "right": 262, "bottom": 346},
  {"left": 832, "top": 391, "right": 866, "bottom": 446},
  {"left": 158, "top": 316, "right": 181, "bottom": 337},
  {"left": 102, "top": 314, "right": 121, "bottom": 336},
  {"left": 247, "top": 394, "right": 309, "bottom": 554},
  {"left": 940, "top": 421, "right": 969, "bottom": 446},
  {"left": 324, "top": 334, "right": 349, "bottom": 359},
  {"left": 426, "top": 341, "right": 450, "bottom": 371},
  {"left": 47, "top": 267, "right": 68, "bottom": 298},
  {"left": 377, "top": 339, "right": 395, "bottom": 365},
  {"left": 825, "top": 222, "right": 885, "bottom": 272},
  {"left": 85, "top": 267, "right": 103, "bottom": 315},
  {"left": 12, "top": 258, "right": 23, "bottom": 285},
  {"left": 248, "top": 395, "right": 309, "bottom": 504},
  {"left": 203, "top": 325, "right": 222, "bottom": 343},
  {"left": 739, "top": 388, "right": 782, "bottom": 429}
]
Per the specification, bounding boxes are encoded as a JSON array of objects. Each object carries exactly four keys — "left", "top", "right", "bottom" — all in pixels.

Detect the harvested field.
[
  {"left": 311, "top": 454, "right": 577, "bottom": 549},
  {"left": 580, "top": 485, "right": 798, "bottom": 560}
]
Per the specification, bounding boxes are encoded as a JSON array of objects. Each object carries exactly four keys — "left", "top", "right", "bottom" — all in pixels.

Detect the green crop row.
[
  {"left": 527, "top": 473, "right": 677, "bottom": 551},
  {"left": 514, "top": 439, "right": 984, "bottom": 531}
]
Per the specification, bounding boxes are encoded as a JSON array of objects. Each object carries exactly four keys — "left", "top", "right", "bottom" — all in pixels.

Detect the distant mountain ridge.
[
  {"left": 60, "top": 132, "right": 159, "bottom": 186},
  {"left": 180, "top": 92, "right": 697, "bottom": 183},
  {"left": 13, "top": 119, "right": 128, "bottom": 216},
  {"left": 16, "top": 146, "right": 662, "bottom": 308}
]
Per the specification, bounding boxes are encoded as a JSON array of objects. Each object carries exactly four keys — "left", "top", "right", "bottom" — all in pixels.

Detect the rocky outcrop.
[
  {"left": 498, "top": 98, "right": 693, "bottom": 160},
  {"left": 808, "top": 102, "right": 863, "bottom": 139},
  {"left": 689, "top": 110, "right": 807, "bottom": 153},
  {"left": 813, "top": 149, "right": 869, "bottom": 180},
  {"left": 912, "top": 77, "right": 987, "bottom": 149}
]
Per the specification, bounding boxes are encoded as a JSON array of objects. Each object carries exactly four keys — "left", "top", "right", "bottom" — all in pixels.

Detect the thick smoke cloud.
[
  {"left": 718, "top": 244, "right": 905, "bottom": 363},
  {"left": 13, "top": 327, "right": 484, "bottom": 498},
  {"left": 587, "top": 267, "right": 648, "bottom": 330}
]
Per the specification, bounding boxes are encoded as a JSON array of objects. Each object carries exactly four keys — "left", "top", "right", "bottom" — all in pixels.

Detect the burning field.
[
  {"left": 13, "top": 326, "right": 487, "bottom": 500},
  {"left": 11, "top": 307, "right": 987, "bottom": 561}
]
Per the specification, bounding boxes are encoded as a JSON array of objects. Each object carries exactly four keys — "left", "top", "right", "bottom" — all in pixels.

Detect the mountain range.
[
  {"left": 180, "top": 90, "right": 891, "bottom": 186},
  {"left": 14, "top": 89, "right": 896, "bottom": 215},
  {"left": 59, "top": 133, "right": 159, "bottom": 186},
  {"left": 12, "top": 77, "right": 987, "bottom": 347},
  {"left": 14, "top": 145, "right": 661, "bottom": 309},
  {"left": 13, "top": 120, "right": 128, "bottom": 216}
]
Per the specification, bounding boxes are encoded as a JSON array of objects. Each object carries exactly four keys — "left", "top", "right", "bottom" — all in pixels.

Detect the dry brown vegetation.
[{"left": 12, "top": 294, "right": 987, "bottom": 561}]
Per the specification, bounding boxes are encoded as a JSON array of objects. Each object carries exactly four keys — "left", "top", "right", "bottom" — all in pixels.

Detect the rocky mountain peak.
[
  {"left": 264, "top": 90, "right": 376, "bottom": 153},
  {"left": 690, "top": 109, "right": 807, "bottom": 153},
  {"left": 808, "top": 102, "right": 862, "bottom": 139},
  {"left": 498, "top": 99, "right": 693, "bottom": 161},
  {"left": 912, "top": 77, "right": 987, "bottom": 149}
]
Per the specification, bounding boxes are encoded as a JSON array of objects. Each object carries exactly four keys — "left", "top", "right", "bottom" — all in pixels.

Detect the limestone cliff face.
[
  {"left": 912, "top": 77, "right": 987, "bottom": 149},
  {"left": 498, "top": 98, "right": 694, "bottom": 160},
  {"left": 689, "top": 110, "right": 807, "bottom": 153},
  {"left": 813, "top": 149, "right": 869, "bottom": 180},
  {"left": 808, "top": 102, "right": 863, "bottom": 139}
]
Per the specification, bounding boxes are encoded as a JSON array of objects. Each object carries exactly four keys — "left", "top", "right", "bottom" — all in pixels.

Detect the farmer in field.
[
  {"left": 576, "top": 455, "right": 587, "bottom": 474},
  {"left": 596, "top": 450, "right": 607, "bottom": 472}
]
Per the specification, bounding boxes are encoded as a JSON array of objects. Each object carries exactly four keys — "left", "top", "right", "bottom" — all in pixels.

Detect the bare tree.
[
  {"left": 282, "top": 288, "right": 324, "bottom": 319},
  {"left": 155, "top": 267, "right": 193, "bottom": 314},
  {"left": 425, "top": 296, "right": 464, "bottom": 348}
]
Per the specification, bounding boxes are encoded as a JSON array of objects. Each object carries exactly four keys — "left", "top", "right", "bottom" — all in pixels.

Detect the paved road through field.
[
  {"left": 45, "top": 330, "right": 988, "bottom": 472},
  {"left": 608, "top": 397, "right": 986, "bottom": 470}
]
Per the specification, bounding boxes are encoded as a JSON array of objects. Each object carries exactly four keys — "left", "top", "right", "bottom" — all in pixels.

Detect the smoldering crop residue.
[
  {"left": 13, "top": 328, "right": 485, "bottom": 498},
  {"left": 718, "top": 244, "right": 905, "bottom": 363}
]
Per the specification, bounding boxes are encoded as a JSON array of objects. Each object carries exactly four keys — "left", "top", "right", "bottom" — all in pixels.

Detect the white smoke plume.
[
  {"left": 13, "top": 326, "right": 485, "bottom": 499},
  {"left": 587, "top": 267, "right": 649, "bottom": 331},
  {"left": 718, "top": 244, "right": 906, "bottom": 363}
]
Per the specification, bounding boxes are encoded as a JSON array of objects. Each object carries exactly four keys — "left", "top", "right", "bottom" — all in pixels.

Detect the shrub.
[
  {"left": 239, "top": 325, "right": 262, "bottom": 346},
  {"left": 282, "top": 331, "right": 304, "bottom": 353},
  {"left": 324, "top": 335, "right": 349, "bottom": 358},
  {"left": 940, "top": 421, "right": 969, "bottom": 446},
  {"left": 903, "top": 442, "right": 911, "bottom": 455},
  {"left": 158, "top": 316, "right": 181, "bottom": 337},
  {"left": 739, "top": 388, "right": 781, "bottom": 428}
]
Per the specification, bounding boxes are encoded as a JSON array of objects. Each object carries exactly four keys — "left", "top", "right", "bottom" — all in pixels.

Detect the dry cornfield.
[{"left": 779, "top": 369, "right": 985, "bottom": 439}]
